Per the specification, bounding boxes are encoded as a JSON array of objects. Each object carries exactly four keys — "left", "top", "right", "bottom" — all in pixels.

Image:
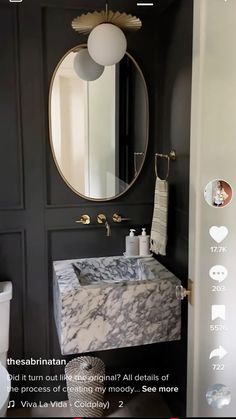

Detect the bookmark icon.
[{"left": 211, "top": 305, "right": 226, "bottom": 321}]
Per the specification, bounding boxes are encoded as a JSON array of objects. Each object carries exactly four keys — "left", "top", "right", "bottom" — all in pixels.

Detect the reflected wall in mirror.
[{"left": 49, "top": 45, "right": 149, "bottom": 201}]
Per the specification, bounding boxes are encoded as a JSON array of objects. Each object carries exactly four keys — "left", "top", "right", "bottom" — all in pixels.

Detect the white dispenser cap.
[
  {"left": 141, "top": 228, "right": 147, "bottom": 236},
  {"left": 129, "top": 229, "right": 136, "bottom": 237}
]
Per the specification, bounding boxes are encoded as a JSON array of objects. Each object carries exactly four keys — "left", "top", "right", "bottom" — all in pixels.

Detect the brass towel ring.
[{"left": 155, "top": 150, "right": 176, "bottom": 181}]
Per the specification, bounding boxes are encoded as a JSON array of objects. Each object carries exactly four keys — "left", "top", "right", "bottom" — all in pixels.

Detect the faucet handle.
[
  {"left": 75, "top": 215, "right": 90, "bottom": 225},
  {"left": 97, "top": 213, "right": 107, "bottom": 224},
  {"left": 112, "top": 213, "right": 131, "bottom": 223}
]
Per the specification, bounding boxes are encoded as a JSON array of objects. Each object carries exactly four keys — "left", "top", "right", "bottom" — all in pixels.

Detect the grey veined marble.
[
  {"left": 53, "top": 256, "right": 181, "bottom": 355},
  {"left": 73, "top": 256, "right": 155, "bottom": 285}
]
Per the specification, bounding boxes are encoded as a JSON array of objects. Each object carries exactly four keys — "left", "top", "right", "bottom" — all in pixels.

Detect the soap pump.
[
  {"left": 125, "top": 229, "right": 139, "bottom": 256},
  {"left": 139, "top": 228, "right": 150, "bottom": 256}
]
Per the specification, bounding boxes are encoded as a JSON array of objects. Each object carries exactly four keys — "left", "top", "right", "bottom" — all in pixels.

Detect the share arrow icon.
[{"left": 209, "top": 346, "right": 228, "bottom": 360}]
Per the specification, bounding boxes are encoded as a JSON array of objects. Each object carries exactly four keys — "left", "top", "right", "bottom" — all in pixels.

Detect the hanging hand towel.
[{"left": 150, "top": 177, "right": 169, "bottom": 256}]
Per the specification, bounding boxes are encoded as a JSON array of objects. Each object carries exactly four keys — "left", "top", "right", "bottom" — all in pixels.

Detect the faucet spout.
[
  {"left": 97, "top": 214, "right": 111, "bottom": 237},
  {"left": 105, "top": 221, "right": 111, "bottom": 237}
]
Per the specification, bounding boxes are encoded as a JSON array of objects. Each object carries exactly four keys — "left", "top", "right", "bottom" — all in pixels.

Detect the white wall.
[
  {"left": 59, "top": 75, "right": 86, "bottom": 194},
  {"left": 50, "top": 54, "right": 116, "bottom": 199},
  {"left": 51, "top": 53, "right": 87, "bottom": 195},
  {"left": 188, "top": 0, "right": 236, "bottom": 416},
  {"left": 87, "top": 66, "right": 116, "bottom": 199}
]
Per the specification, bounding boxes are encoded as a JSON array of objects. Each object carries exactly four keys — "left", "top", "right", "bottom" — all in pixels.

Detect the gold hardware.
[
  {"left": 72, "top": 10, "right": 142, "bottom": 36},
  {"left": 97, "top": 214, "right": 111, "bottom": 237},
  {"left": 112, "top": 213, "right": 131, "bottom": 223},
  {"left": 155, "top": 149, "right": 176, "bottom": 180},
  {"left": 97, "top": 214, "right": 107, "bottom": 224},
  {"left": 49, "top": 46, "right": 149, "bottom": 202},
  {"left": 176, "top": 279, "right": 194, "bottom": 305},
  {"left": 155, "top": 150, "right": 177, "bottom": 161},
  {"left": 188, "top": 278, "right": 194, "bottom": 305},
  {"left": 169, "top": 150, "right": 177, "bottom": 161},
  {"left": 105, "top": 221, "right": 111, "bottom": 237},
  {"left": 75, "top": 215, "right": 90, "bottom": 225}
]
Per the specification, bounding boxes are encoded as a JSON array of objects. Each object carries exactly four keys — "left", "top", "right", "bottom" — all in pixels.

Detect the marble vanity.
[{"left": 53, "top": 256, "right": 181, "bottom": 355}]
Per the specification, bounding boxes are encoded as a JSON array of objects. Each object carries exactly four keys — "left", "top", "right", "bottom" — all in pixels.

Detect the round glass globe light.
[
  {"left": 73, "top": 49, "right": 104, "bottom": 81},
  {"left": 88, "top": 23, "right": 127, "bottom": 66}
]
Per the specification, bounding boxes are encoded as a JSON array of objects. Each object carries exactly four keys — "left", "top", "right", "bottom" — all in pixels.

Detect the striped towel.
[{"left": 150, "top": 177, "right": 169, "bottom": 256}]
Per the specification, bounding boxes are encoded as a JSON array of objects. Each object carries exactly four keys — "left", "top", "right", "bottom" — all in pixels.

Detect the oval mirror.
[{"left": 49, "top": 45, "right": 149, "bottom": 201}]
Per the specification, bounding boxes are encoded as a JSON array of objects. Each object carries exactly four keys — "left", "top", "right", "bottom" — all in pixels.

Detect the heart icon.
[{"left": 209, "top": 226, "right": 228, "bottom": 243}]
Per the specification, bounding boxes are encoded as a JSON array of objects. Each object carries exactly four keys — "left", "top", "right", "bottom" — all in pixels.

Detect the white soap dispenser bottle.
[
  {"left": 139, "top": 228, "right": 150, "bottom": 256},
  {"left": 125, "top": 229, "right": 139, "bottom": 256}
]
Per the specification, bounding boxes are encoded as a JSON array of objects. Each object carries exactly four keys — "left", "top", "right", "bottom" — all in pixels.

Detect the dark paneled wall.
[
  {"left": 158, "top": 0, "right": 193, "bottom": 281},
  {"left": 0, "top": 0, "right": 192, "bottom": 414},
  {"left": 0, "top": 6, "right": 23, "bottom": 209},
  {"left": 156, "top": 0, "right": 193, "bottom": 411}
]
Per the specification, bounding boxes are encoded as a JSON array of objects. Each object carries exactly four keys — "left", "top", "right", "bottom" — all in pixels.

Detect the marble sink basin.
[
  {"left": 53, "top": 256, "right": 181, "bottom": 355},
  {"left": 72, "top": 256, "right": 155, "bottom": 286}
]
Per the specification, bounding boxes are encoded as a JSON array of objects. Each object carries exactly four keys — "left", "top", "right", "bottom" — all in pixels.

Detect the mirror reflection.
[{"left": 49, "top": 47, "right": 149, "bottom": 201}]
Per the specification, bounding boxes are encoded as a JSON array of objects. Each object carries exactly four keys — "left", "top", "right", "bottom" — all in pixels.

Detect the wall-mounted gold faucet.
[
  {"left": 75, "top": 213, "right": 128, "bottom": 235},
  {"left": 97, "top": 214, "right": 111, "bottom": 237},
  {"left": 75, "top": 215, "right": 90, "bottom": 225},
  {"left": 112, "top": 213, "right": 131, "bottom": 223},
  {"left": 97, "top": 214, "right": 106, "bottom": 224}
]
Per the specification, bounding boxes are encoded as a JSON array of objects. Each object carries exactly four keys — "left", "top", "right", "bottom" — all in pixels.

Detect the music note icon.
[{"left": 8, "top": 400, "right": 15, "bottom": 409}]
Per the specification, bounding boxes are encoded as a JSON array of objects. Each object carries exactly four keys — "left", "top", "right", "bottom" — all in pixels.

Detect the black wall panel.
[
  {"left": 0, "top": 7, "right": 23, "bottom": 209},
  {"left": 0, "top": 231, "right": 25, "bottom": 360},
  {"left": 158, "top": 0, "right": 192, "bottom": 281}
]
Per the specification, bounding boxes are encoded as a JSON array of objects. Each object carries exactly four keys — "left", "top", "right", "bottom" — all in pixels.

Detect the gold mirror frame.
[{"left": 48, "top": 44, "right": 149, "bottom": 202}]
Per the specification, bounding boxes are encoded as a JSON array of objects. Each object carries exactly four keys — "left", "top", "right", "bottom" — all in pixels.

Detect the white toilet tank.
[
  {"left": 0, "top": 363, "right": 11, "bottom": 417},
  {"left": 0, "top": 282, "right": 12, "bottom": 368}
]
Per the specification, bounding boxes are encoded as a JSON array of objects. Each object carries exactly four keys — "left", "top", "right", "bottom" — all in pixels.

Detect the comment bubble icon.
[{"left": 209, "top": 265, "right": 228, "bottom": 283}]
